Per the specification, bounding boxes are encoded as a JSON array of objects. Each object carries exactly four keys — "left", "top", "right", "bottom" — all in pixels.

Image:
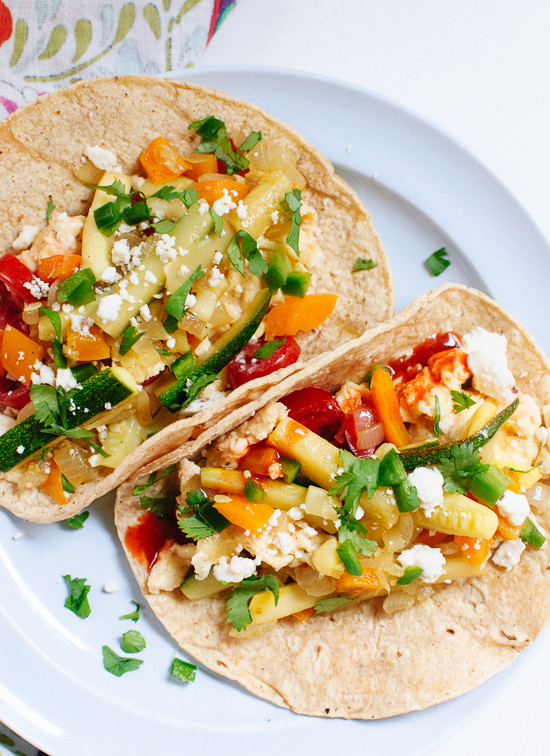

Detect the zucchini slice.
[
  {"left": 159, "top": 289, "right": 272, "bottom": 412},
  {"left": 0, "top": 367, "right": 138, "bottom": 473}
]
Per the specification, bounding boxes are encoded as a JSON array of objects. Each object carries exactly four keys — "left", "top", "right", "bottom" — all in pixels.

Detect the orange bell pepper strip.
[
  {"left": 414, "top": 529, "right": 453, "bottom": 547},
  {"left": 183, "top": 153, "right": 218, "bottom": 181},
  {"left": 370, "top": 367, "right": 411, "bottom": 448},
  {"left": 40, "top": 459, "right": 67, "bottom": 506},
  {"left": 37, "top": 254, "right": 81, "bottom": 282},
  {"left": 495, "top": 511, "right": 523, "bottom": 540},
  {"left": 197, "top": 177, "right": 249, "bottom": 206},
  {"left": 139, "top": 136, "right": 191, "bottom": 184},
  {"left": 66, "top": 324, "right": 110, "bottom": 362},
  {"left": 240, "top": 445, "right": 282, "bottom": 478},
  {"left": 0, "top": 325, "right": 44, "bottom": 385},
  {"left": 212, "top": 495, "right": 275, "bottom": 534},
  {"left": 454, "top": 535, "right": 493, "bottom": 565},
  {"left": 264, "top": 294, "right": 338, "bottom": 341},
  {"left": 293, "top": 607, "right": 314, "bottom": 623},
  {"left": 337, "top": 567, "right": 381, "bottom": 594}
]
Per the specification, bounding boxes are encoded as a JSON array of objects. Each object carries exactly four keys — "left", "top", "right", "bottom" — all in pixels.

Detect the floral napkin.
[
  {"left": 0, "top": 2, "right": 236, "bottom": 753},
  {"left": 0, "top": 0, "right": 235, "bottom": 117}
]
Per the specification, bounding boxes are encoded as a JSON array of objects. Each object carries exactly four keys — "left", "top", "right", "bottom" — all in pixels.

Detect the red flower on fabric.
[{"left": 0, "top": 0, "right": 13, "bottom": 47}]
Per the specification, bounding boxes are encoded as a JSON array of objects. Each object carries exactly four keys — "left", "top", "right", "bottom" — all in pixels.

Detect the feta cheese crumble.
[
  {"left": 12, "top": 225, "right": 41, "bottom": 251},
  {"left": 492, "top": 538, "right": 526, "bottom": 570},
  {"left": 407, "top": 466, "right": 445, "bottom": 516},
  {"left": 84, "top": 145, "right": 119, "bottom": 172},
  {"left": 497, "top": 489, "right": 530, "bottom": 526},
  {"left": 56, "top": 368, "right": 78, "bottom": 391},
  {"left": 97, "top": 293, "right": 123, "bottom": 322},
  {"left": 462, "top": 327, "right": 515, "bottom": 401},
  {"left": 397, "top": 544, "right": 446, "bottom": 583}
]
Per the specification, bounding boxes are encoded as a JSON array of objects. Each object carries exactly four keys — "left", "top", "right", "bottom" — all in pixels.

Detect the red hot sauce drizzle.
[
  {"left": 125, "top": 510, "right": 170, "bottom": 572},
  {"left": 388, "top": 332, "right": 461, "bottom": 385}
]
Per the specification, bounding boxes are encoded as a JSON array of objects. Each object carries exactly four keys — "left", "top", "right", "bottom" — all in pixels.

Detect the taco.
[
  {"left": 0, "top": 74, "right": 392, "bottom": 523},
  {"left": 115, "top": 283, "right": 550, "bottom": 719}
]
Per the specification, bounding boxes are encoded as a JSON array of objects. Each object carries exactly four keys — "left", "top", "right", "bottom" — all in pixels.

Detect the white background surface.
[{"left": 199, "top": 2, "right": 550, "bottom": 755}]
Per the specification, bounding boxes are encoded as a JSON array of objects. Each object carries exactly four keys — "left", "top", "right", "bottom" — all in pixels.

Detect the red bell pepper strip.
[{"left": 0, "top": 253, "right": 41, "bottom": 303}]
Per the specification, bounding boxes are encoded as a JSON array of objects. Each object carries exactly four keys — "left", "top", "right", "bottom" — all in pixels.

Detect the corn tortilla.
[
  {"left": 115, "top": 284, "right": 550, "bottom": 718},
  {"left": 0, "top": 74, "right": 393, "bottom": 522}
]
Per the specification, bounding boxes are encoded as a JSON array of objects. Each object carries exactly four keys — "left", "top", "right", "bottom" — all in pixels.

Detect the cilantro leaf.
[
  {"left": 180, "top": 371, "right": 220, "bottom": 408},
  {"left": 253, "top": 337, "right": 285, "bottom": 359},
  {"left": 437, "top": 442, "right": 488, "bottom": 494},
  {"left": 151, "top": 186, "right": 198, "bottom": 209},
  {"left": 314, "top": 596, "right": 355, "bottom": 613},
  {"left": 209, "top": 208, "right": 223, "bottom": 235},
  {"left": 329, "top": 449, "right": 380, "bottom": 514},
  {"left": 280, "top": 189, "right": 302, "bottom": 255},
  {"left": 120, "top": 601, "right": 141, "bottom": 622},
  {"left": 433, "top": 394, "right": 442, "bottom": 436},
  {"left": 61, "top": 473, "right": 74, "bottom": 494},
  {"left": 88, "top": 178, "right": 128, "bottom": 197},
  {"left": 164, "top": 265, "right": 205, "bottom": 333},
  {"left": 352, "top": 257, "right": 377, "bottom": 273},
  {"left": 132, "top": 465, "right": 175, "bottom": 496},
  {"left": 139, "top": 495, "right": 175, "bottom": 517},
  {"left": 177, "top": 488, "right": 229, "bottom": 541},
  {"left": 30, "top": 384, "right": 61, "bottom": 426},
  {"left": 102, "top": 645, "right": 143, "bottom": 677},
  {"left": 451, "top": 390, "right": 476, "bottom": 413},
  {"left": 425, "top": 247, "right": 450, "bottom": 276},
  {"left": 188, "top": 116, "right": 250, "bottom": 174},
  {"left": 170, "top": 657, "right": 197, "bottom": 682},
  {"left": 119, "top": 325, "right": 144, "bottom": 356},
  {"left": 63, "top": 574, "right": 91, "bottom": 618},
  {"left": 238, "top": 131, "right": 262, "bottom": 152},
  {"left": 46, "top": 198, "right": 55, "bottom": 223},
  {"left": 337, "top": 520, "right": 377, "bottom": 556},
  {"left": 227, "top": 230, "right": 267, "bottom": 276},
  {"left": 226, "top": 575, "right": 279, "bottom": 632},
  {"left": 152, "top": 218, "right": 177, "bottom": 234},
  {"left": 64, "top": 511, "right": 89, "bottom": 529},
  {"left": 39, "top": 307, "right": 62, "bottom": 340},
  {"left": 120, "top": 629, "right": 146, "bottom": 653},
  {"left": 396, "top": 566, "right": 424, "bottom": 585}
]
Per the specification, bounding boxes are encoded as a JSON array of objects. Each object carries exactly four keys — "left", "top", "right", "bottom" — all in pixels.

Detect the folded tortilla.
[
  {"left": 0, "top": 74, "right": 393, "bottom": 522},
  {"left": 115, "top": 283, "right": 550, "bottom": 718}
]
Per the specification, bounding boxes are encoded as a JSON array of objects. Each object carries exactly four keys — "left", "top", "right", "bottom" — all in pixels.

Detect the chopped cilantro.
[
  {"left": 151, "top": 186, "right": 198, "bottom": 208},
  {"left": 227, "top": 230, "right": 267, "bottom": 276},
  {"left": 156, "top": 346, "right": 173, "bottom": 356},
  {"left": 329, "top": 449, "right": 380, "bottom": 514},
  {"left": 352, "top": 257, "right": 377, "bottom": 273},
  {"left": 396, "top": 566, "right": 424, "bottom": 585},
  {"left": 433, "top": 395, "right": 442, "bottom": 436},
  {"left": 30, "top": 384, "right": 63, "bottom": 426},
  {"left": 238, "top": 131, "right": 262, "bottom": 152},
  {"left": 209, "top": 208, "right": 223, "bottom": 235},
  {"left": 177, "top": 488, "right": 229, "bottom": 541},
  {"left": 120, "top": 629, "right": 146, "bottom": 653},
  {"left": 180, "top": 371, "right": 219, "bottom": 407},
  {"left": 437, "top": 442, "right": 488, "bottom": 494},
  {"left": 280, "top": 189, "right": 302, "bottom": 255},
  {"left": 314, "top": 596, "right": 355, "bottom": 613},
  {"left": 253, "top": 337, "right": 285, "bottom": 359},
  {"left": 170, "top": 657, "right": 197, "bottom": 682},
  {"left": 139, "top": 495, "right": 175, "bottom": 517},
  {"left": 132, "top": 465, "right": 175, "bottom": 496},
  {"left": 152, "top": 218, "right": 177, "bottom": 234},
  {"left": 120, "top": 600, "right": 141, "bottom": 622},
  {"left": 63, "top": 574, "right": 91, "bottom": 618},
  {"left": 425, "top": 247, "right": 450, "bottom": 276},
  {"left": 119, "top": 325, "right": 144, "bottom": 356},
  {"left": 39, "top": 307, "right": 62, "bottom": 340},
  {"left": 61, "top": 473, "right": 74, "bottom": 494},
  {"left": 46, "top": 198, "right": 55, "bottom": 223},
  {"left": 102, "top": 645, "right": 143, "bottom": 676},
  {"left": 188, "top": 115, "right": 250, "bottom": 174},
  {"left": 226, "top": 575, "right": 279, "bottom": 632},
  {"left": 451, "top": 390, "right": 476, "bottom": 413},
  {"left": 164, "top": 265, "right": 204, "bottom": 333},
  {"left": 65, "top": 511, "right": 89, "bottom": 529}
]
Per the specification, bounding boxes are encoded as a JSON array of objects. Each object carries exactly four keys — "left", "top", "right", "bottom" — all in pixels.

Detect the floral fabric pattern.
[{"left": 0, "top": 0, "right": 236, "bottom": 118}]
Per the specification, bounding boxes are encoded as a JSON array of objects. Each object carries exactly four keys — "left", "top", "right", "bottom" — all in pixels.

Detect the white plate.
[{"left": 1, "top": 67, "right": 550, "bottom": 756}]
